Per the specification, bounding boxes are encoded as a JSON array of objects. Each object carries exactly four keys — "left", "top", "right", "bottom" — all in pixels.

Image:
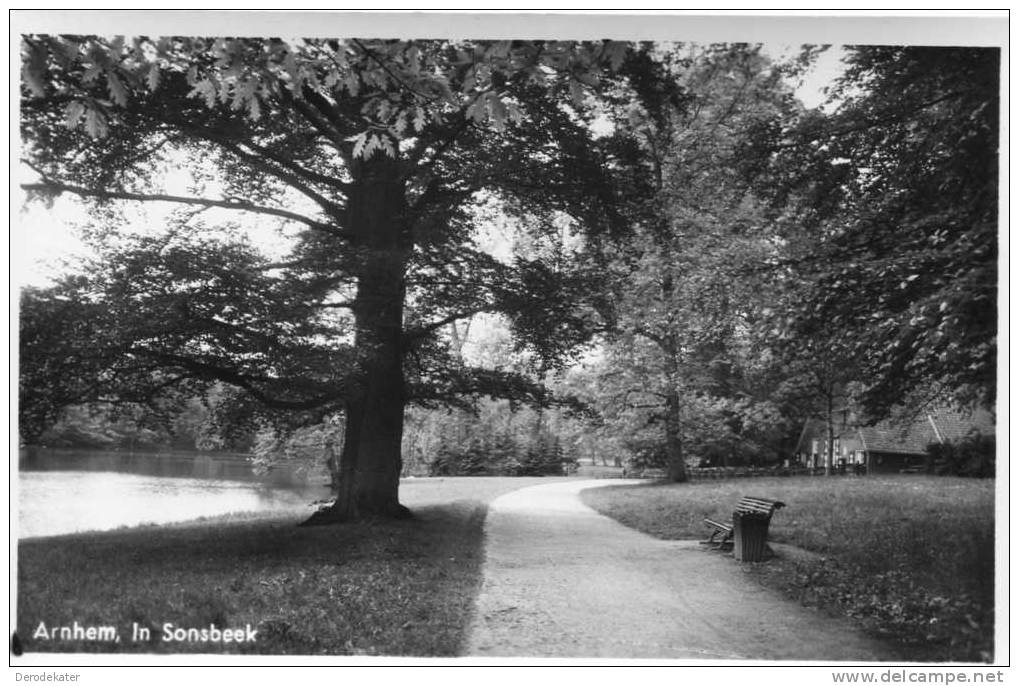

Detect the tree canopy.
[
  {"left": 19, "top": 35, "right": 657, "bottom": 519},
  {"left": 746, "top": 46, "right": 999, "bottom": 418},
  {"left": 577, "top": 45, "right": 803, "bottom": 479},
  {"left": 19, "top": 37, "right": 1000, "bottom": 503}
]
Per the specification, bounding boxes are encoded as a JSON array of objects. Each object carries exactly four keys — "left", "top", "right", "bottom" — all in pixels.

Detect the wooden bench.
[{"left": 701, "top": 496, "right": 786, "bottom": 549}]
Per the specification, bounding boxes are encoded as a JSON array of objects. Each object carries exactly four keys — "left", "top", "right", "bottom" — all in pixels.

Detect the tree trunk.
[
  {"left": 664, "top": 388, "right": 687, "bottom": 482},
  {"left": 824, "top": 393, "right": 835, "bottom": 477},
  {"left": 302, "top": 156, "right": 411, "bottom": 525},
  {"left": 661, "top": 328, "right": 688, "bottom": 483},
  {"left": 324, "top": 434, "right": 341, "bottom": 493}
]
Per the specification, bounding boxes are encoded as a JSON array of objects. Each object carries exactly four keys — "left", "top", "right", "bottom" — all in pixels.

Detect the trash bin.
[{"left": 732, "top": 511, "right": 770, "bottom": 562}]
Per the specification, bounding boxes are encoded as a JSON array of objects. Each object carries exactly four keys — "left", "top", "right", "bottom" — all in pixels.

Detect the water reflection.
[
  {"left": 17, "top": 449, "right": 331, "bottom": 538},
  {"left": 19, "top": 447, "right": 318, "bottom": 488}
]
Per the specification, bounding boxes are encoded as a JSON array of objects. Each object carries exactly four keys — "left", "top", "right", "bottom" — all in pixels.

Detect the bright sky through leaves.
[{"left": 15, "top": 42, "right": 847, "bottom": 289}]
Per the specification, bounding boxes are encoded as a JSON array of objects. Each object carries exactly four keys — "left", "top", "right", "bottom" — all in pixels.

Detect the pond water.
[{"left": 17, "top": 448, "right": 332, "bottom": 539}]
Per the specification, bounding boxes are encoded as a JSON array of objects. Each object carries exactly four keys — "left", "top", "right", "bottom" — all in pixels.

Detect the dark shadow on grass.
[{"left": 16, "top": 501, "right": 490, "bottom": 656}]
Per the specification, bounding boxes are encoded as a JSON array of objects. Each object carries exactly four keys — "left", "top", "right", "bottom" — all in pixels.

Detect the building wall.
[
  {"left": 796, "top": 435, "right": 867, "bottom": 469},
  {"left": 868, "top": 451, "right": 927, "bottom": 474}
]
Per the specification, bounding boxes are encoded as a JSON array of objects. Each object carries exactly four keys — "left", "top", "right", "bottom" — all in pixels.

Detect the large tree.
[
  {"left": 744, "top": 45, "right": 999, "bottom": 418},
  {"left": 19, "top": 36, "right": 639, "bottom": 521},
  {"left": 588, "top": 45, "right": 801, "bottom": 480}
]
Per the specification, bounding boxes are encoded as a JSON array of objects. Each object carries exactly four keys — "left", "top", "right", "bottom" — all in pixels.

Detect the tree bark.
[
  {"left": 664, "top": 388, "right": 688, "bottom": 482},
  {"left": 302, "top": 155, "right": 411, "bottom": 525},
  {"left": 662, "top": 332, "right": 688, "bottom": 483}
]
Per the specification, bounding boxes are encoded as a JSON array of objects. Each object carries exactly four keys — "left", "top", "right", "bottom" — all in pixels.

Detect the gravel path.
[{"left": 466, "top": 479, "right": 898, "bottom": 661}]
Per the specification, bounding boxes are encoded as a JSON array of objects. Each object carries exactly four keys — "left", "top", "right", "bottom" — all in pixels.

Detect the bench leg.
[
  {"left": 700, "top": 529, "right": 723, "bottom": 545},
  {"left": 700, "top": 529, "right": 734, "bottom": 548}
]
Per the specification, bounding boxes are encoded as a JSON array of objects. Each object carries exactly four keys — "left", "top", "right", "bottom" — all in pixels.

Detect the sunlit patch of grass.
[
  {"left": 581, "top": 475, "right": 995, "bottom": 662},
  {"left": 16, "top": 476, "right": 560, "bottom": 656}
]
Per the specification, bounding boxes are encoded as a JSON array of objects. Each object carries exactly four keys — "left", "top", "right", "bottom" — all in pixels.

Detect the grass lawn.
[
  {"left": 16, "top": 476, "right": 566, "bottom": 656},
  {"left": 581, "top": 475, "right": 996, "bottom": 663}
]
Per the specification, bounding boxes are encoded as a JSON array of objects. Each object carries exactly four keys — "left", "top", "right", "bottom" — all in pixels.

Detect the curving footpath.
[{"left": 466, "top": 479, "right": 898, "bottom": 661}]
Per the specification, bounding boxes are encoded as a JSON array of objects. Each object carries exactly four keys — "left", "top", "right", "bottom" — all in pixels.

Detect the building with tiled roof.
[{"left": 793, "top": 406, "right": 995, "bottom": 474}]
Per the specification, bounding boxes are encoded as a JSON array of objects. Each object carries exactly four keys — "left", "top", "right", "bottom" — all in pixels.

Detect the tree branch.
[
  {"left": 352, "top": 39, "right": 448, "bottom": 107},
  {"left": 406, "top": 109, "right": 471, "bottom": 174},
  {"left": 626, "top": 402, "right": 667, "bottom": 410},
  {"left": 278, "top": 87, "right": 352, "bottom": 163},
  {"left": 241, "top": 137, "right": 350, "bottom": 192},
  {"left": 625, "top": 388, "right": 669, "bottom": 401},
  {"left": 21, "top": 177, "right": 348, "bottom": 238},
  {"left": 771, "top": 90, "right": 968, "bottom": 152},
  {"left": 632, "top": 325, "right": 666, "bottom": 347},
  {"left": 175, "top": 124, "right": 348, "bottom": 216},
  {"left": 130, "top": 347, "right": 351, "bottom": 411},
  {"left": 404, "top": 305, "right": 499, "bottom": 341},
  {"left": 214, "top": 138, "right": 345, "bottom": 218}
]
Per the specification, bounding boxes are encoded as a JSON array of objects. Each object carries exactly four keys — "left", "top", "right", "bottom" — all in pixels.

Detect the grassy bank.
[
  {"left": 581, "top": 476, "right": 995, "bottom": 663},
  {"left": 16, "top": 476, "right": 565, "bottom": 656}
]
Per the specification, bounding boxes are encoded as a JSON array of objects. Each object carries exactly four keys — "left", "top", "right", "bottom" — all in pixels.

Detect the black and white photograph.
[{"left": 9, "top": 9, "right": 1007, "bottom": 678}]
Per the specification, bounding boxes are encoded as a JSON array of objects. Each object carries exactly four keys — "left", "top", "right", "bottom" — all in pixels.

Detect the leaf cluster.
[{"left": 753, "top": 46, "right": 999, "bottom": 416}]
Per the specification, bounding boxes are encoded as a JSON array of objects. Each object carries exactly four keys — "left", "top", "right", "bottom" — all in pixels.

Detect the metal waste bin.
[{"left": 732, "top": 511, "right": 770, "bottom": 562}]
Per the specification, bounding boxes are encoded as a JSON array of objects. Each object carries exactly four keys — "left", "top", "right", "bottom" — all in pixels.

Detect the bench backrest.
[{"left": 735, "top": 496, "right": 786, "bottom": 517}]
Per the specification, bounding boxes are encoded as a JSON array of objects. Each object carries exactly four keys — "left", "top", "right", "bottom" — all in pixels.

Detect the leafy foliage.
[
  {"left": 408, "top": 399, "right": 576, "bottom": 478},
  {"left": 21, "top": 36, "right": 629, "bottom": 150},
  {"left": 749, "top": 46, "right": 999, "bottom": 417},
  {"left": 18, "top": 34, "right": 641, "bottom": 511},
  {"left": 578, "top": 45, "right": 805, "bottom": 473},
  {"left": 251, "top": 416, "right": 343, "bottom": 483},
  {"left": 19, "top": 39, "right": 997, "bottom": 501},
  {"left": 926, "top": 432, "right": 995, "bottom": 478},
  {"left": 19, "top": 225, "right": 356, "bottom": 442}
]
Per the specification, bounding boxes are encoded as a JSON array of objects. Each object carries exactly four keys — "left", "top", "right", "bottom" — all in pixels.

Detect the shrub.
[
  {"left": 428, "top": 442, "right": 487, "bottom": 476},
  {"left": 927, "top": 432, "right": 995, "bottom": 478}
]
